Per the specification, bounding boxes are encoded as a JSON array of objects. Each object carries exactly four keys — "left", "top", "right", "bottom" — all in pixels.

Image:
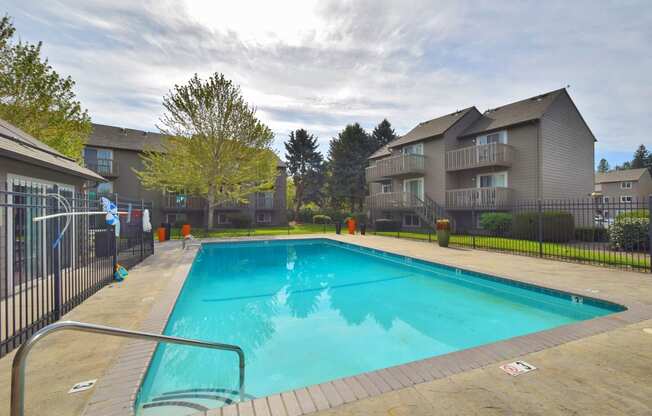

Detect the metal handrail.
[{"left": 11, "top": 321, "right": 246, "bottom": 416}]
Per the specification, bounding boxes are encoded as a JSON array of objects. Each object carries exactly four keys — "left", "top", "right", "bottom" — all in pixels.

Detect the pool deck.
[{"left": 1, "top": 234, "right": 651, "bottom": 415}]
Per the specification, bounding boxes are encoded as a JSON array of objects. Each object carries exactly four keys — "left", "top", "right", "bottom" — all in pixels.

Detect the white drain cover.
[
  {"left": 68, "top": 379, "right": 97, "bottom": 394},
  {"left": 500, "top": 361, "right": 537, "bottom": 376}
]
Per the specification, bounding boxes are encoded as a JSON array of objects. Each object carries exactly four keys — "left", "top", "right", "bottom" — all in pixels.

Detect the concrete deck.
[{"left": 1, "top": 234, "right": 651, "bottom": 416}]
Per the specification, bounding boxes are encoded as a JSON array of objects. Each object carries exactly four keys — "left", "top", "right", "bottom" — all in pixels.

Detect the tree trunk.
[
  {"left": 207, "top": 188, "right": 216, "bottom": 229},
  {"left": 294, "top": 181, "right": 304, "bottom": 221}
]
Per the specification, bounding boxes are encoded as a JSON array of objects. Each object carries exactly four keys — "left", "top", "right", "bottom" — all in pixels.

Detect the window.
[
  {"left": 217, "top": 213, "right": 230, "bottom": 225},
  {"left": 620, "top": 181, "right": 633, "bottom": 189},
  {"left": 477, "top": 131, "right": 507, "bottom": 145},
  {"left": 84, "top": 147, "right": 114, "bottom": 175},
  {"left": 477, "top": 172, "right": 507, "bottom": 188},
  {"left": 620, "top": 196, "right": 633, "bottom": 203},
  {"left": 402, "top": 143, "right": 424, "bottom": 155},
  {"left": 256, "top": 212, "right": 272, "bottom": 224},
  {"left": 403, "top": 177, "right": 424, "bottom": 200},
  {"left": 381, "top": 183, "right": 392, "bottom": 193},
  {"left": 403, "top": 214, "right": 420, "bottom": 227},
  {"left": 166, "top": 213, "right": 187, "bottom": 224},
  {"left": 96, "top": 181, "right": 113, "bottom": 194}
]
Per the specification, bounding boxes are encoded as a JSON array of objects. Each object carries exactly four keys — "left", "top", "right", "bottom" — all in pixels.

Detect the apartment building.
[
  {"left": 84, "top": 123, "right": 287, "bottom": 228},
  {"left": 366, "top": 88, "right": 596, "bottom": 230},
  {"left": 595, "top": 168, "right": 652, "bottom": 204}
]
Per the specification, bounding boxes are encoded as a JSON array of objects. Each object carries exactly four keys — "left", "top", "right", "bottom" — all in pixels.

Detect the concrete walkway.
[{"left": 1, "top": 234, "right": 651, "bottom": 416}]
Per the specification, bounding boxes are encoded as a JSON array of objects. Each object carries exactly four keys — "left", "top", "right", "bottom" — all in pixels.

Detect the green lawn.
[
  {"left": 375, "top": 230, "right": 650, "bottom": 270},
  {"left": 162, "top": 223, "right": 335, "bottom": 240}
]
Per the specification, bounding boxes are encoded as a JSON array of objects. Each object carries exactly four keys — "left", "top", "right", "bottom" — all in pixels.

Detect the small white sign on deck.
[
  {"left": 500, "top": 361, "right": 537, "bottom": 376},
  {"left": 68, "top": 379, "right": 97, "bottom": 394}
]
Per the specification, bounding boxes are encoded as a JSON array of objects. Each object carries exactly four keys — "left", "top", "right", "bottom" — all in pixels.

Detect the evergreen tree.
[
  {"left": 631, "top": 144, "right": 650, "bottom": 169},
  {"left": 371, "top": 119, "right": 397, "bottom": 148},
  {"left": 0, "top": 15, "right": 90, "bottom": 160},
  {"left": 327, "top": 123, "right": 375, "bottom": 210},
  {"left": 284, "top": 129, "right": 324, "bottom": 218},
  {"left": 596, "top": 158, "right": 610, "bottom": 173}
]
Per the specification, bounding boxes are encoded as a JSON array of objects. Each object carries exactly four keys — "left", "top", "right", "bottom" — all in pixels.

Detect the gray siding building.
[
  {"left": 366, "top": 89, "right": 596, "bottom": 230},
  {"left": 595, "top": 168, "right": 652, "bottom": 205},
  {"left": 85, "top": 123, "right": 287, "bottom": 228}
]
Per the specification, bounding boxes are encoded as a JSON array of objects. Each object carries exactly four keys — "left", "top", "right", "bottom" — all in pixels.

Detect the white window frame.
[
  {"left": 256, "top": 212, "right": 272, "bottom": 224},
  {"left": 381, "top": 183, "right": 392, "bottom": 193},
  {"left": 620, "top": 195, "right": 633, "bottom": 203},
  {"left": 403, "top": 214, "right": 421, "bottom": 228},
  {"left": 476, "top": 171, "right": 508, "bottom": 188},
  {"left": 620, "top": 181, "right": 633, "bottom": 189},
  {"left": 476, "top": 130, "right": 507, "bottom": 145},
  {"left": 402, "top": 143, "right": 424, "bottom": 155},
  {"left": 403, "top": 177, "right": 424, "bottom": 200}
]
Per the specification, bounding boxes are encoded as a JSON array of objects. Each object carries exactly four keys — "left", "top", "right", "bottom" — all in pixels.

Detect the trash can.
[
  {"left": 335, "top": 222, "right": 342, "bottom": 234},
  {"left": 360, "top": 223, "right": 366, "bottom": 235},
  {"left": 157, "top": 227, "right": 166, "bottom": 242},
  {"left": 162, "top": 222, "right": 172, "bottom": 241}
]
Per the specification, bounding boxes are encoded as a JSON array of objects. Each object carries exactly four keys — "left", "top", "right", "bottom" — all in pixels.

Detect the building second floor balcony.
[
  {"left": 445, "top": 143, "right": 514, "bottom": 172},
  {"left": 445, "top": 187, "right": 514, "bottom": 210},
  {"left": 84, "top": 158, "right": 119, "bottom": 178},
  {"left": 365, "top": 191, "right": 425, "bottom": 211},
  {"left": 366, "top": 154, "right": 426, "bottom": 182},
  {"left": 162, "top": 191, "right": 275, "bottom": 211}
]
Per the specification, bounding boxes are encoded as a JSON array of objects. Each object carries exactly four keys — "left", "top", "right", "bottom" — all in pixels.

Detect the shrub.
[
  {"left": 575, "top": 227, "right": 608, "bottom": 242},
  {"left": 608, "top": 217, "right": 650, "bottom": 251},
  {"left": 615, "top": 209, "right": 649, "bottom": 221},
  {"left": 479, "top": 212, "right": 512, "bottom": 235},
  {"left": 226, "top": 213, "right": 252, "bottom": 228},
  {"left": 511, "top": 211, "right": 575, "bottom": 242},
  {"left": 312, "top": 214, "right": 332, "bottom": 224},
  {"left": 296, "top": 208, "right": 316, "bottom": 223},
  {"left": 322, "top": 209, "right": 347, "bottom": 222},
  {"left": 351, "top": 212, "right": 368, "bottom": 224},
  {"left": 375, "top": 218, "right": 400, "bottom": 232}
]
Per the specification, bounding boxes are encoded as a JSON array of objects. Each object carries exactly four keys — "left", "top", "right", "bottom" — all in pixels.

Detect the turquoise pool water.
[{"left": 136, "top": 239, "right": 621, "bottom": 415}]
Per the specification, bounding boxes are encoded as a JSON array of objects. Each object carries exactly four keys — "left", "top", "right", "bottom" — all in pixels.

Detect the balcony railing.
[
  {"left": 366, "top": 154, "right": 426, "bottom": 182},
  {"left": 445, "top": 143, "right": 514, "bottom": 171},
  {"left": 163, "top": 192, "right": 274, "bottom": 210},
  {"left": 445, "top": 187, "right": 514, "bottom": 210},
  {"left": 85, "top": 158, "right": 119, "bottom": 177},
  {"left": 365, "top": 192, "right": 424, "bottom": 210}
]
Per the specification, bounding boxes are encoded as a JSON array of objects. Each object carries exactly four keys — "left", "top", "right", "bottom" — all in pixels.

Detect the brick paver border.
[{"left": 82, "top": 236, "right": 652, "bottom": 416}]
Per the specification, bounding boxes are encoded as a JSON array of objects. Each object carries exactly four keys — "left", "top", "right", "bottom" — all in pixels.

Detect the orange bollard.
[
  {"left": 157, "top": 227, "right": 166, "bottom": 242},
  {"left": 181, "top": 224, "right": 191, "bottom": 237}
]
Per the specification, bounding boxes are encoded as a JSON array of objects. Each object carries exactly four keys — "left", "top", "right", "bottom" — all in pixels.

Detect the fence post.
[
  {"left": 112, "top": 193, "right": 118, "bottom": 273},
  {"left": 140, "top": 199, "right": 145, "bottom": 261},
  {"left": 537, "top": 199, "right": 543, "bottom": 258},
  {"left": 648, "top": 195, "right": 652, "bottom": 273},
  {"left": 52, "top": 185, "right": 61, "bottom": 320},
  {"left": 472, "top": 200, "right": 476, "bottom": 249}
]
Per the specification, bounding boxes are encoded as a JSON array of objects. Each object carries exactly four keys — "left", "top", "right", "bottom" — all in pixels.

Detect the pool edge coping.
[{"left": 82, "top": 235, "right": 652, "bottom": 416}]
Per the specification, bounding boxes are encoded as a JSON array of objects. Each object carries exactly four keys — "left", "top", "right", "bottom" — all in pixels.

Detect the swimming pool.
[{"left": 136, "top": 238, "right": 622, "bottom": 415}]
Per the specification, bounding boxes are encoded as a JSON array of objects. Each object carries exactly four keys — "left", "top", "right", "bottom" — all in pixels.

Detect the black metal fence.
[
  {"left": 1, "top": 183, "right": 154, "bottom": 358},
  {"left": 369, "top": 197, "right": 651, "bottom": 272}
]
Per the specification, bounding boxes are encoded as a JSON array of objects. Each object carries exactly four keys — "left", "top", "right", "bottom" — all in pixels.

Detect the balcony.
[
  {"left": 366, "top": 154, "right": 426, "bottom": 182},
  {"left": 85, "top": 158, "right": 119, "bottom": 178},
  {"left": 445, "top": 187, "right": 514, "bottom": 210},
  {"left": 162, "top": 194, "right": 207, "bottom": 211},
  {"left": 445, "top": 143, "right": 514, "bottom": 172},
  {"left": 366, "top": 192, "right": 424, "bottom": 211}
]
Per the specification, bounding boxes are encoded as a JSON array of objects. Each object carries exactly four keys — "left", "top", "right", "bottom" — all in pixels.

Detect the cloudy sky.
[{"left": 4, "top": 0, "right": 651, "bottom": 166}]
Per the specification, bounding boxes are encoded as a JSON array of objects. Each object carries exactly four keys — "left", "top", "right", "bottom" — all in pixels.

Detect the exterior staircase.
[{"left": 366, "top": 191, "right": 453, "bottom": 230}]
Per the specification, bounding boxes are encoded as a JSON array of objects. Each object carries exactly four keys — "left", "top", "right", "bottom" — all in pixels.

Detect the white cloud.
[{"left": 4, "top": 0, "right": 652, "bottom": 161}]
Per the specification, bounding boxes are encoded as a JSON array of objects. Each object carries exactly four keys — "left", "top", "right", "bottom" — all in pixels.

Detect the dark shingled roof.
[
  {"left": 88, "top": 123, "right": 168, "bottom": 152},
  {"left": 0, "top": 118, "right": 105, "bottom": 181},
  {"left": 461, "top": 89, "right": 565, "bottom": 137},
  {"left": 595, "top": 168, "right": 650, "bottom": 184},
  {"left": 387, "top": 107, "right": 477, "bottom": 149},
  {"left": 369, "top": 143, "right": 392, "bottom": 160}
]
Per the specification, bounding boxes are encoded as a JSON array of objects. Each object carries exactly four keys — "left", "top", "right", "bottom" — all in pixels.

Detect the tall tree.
[
  {"left": 631, "top": 144, "right": 650, "bottom": 169},
  {"left": 137, "top": 73, "right": 277, "bottom": 229},
  {"left": 328, "top": 123, "right": 375, "bottom": 211},
  {"left": 0, "top": 15, "right": 90, "bottom": 160},
  {"left": 597, "top": 158, "right": 610, "bottom": 173},
  {"left": 284, "top": 129, "right": 324, "bottom": 218},
  {"left": 371, "top": 119, "right": 397, "bottom": 148}
]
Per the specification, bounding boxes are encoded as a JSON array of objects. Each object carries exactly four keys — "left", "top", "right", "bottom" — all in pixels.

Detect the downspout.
[{"left": 536, "top": 120, "right": 542, "bottom": 200}]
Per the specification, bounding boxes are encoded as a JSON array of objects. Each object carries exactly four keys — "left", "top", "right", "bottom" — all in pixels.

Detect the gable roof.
[
  {"left": 87, "top": 123, "right": 168, "bottom": 152},
  {"left": 595, "top": 168, "right": 650, "bottom": 184},
  {"left": 461, "top": 89, "right": 567, "bottom": 137},
  {"left": 369, "top": 144, "right": 392, "bottom": 160},
  {"left": 386, "top": 107, "right": 478, "bottom": 150},
  {"left": 0, "top": 118, "right": 105, "bottom": 181}
]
